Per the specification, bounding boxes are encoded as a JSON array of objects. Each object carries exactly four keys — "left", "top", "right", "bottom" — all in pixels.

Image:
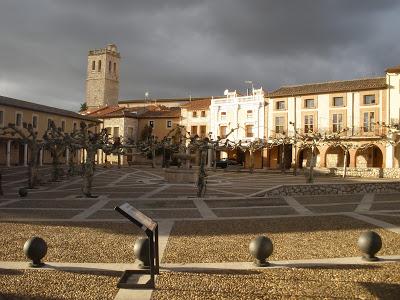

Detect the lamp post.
[{"left": 245, "top": 80, "right": 254, "bottom": 96}]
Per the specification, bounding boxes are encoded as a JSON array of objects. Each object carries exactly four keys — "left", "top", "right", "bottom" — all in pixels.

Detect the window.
[
  {"left": 149, "top": 120, "right": 154, "bottom": 128},
  {"left": 332, "top": 113, "right": 343, "bottom": 133},
  {"left": 109, "top": 61, "right": 112, "bottom": 72},
  {"left": 276, "top": 101, "right": 285, "bottom": 110},
  {"left": 363, "top": 112, "right": 375, "bottom": 132},
  {"left": 219, "top": 126, "right": 227, "bottom": 138},
  {"left": 192, "top": 111, "right": 197, "bottom": 118},
  {"left": 191, "top": 126, "right": 198, "bottom": 135},
  {"left": 220, "top": 111, "right": 226, "bottom": 120},
  {"left": 333, "top": 97, "right": 344, "bottom": 107},
  {"left": 98, "top": 60, "right": 101, "bottom": 71},
  {"left": 16, "top": 113, "right": 22, "bottom": 127},
  {"left": 73, "top": 122, "right": 77, "bottom": 131},
  {"left": 92, "top": 61, "right": 95, "bottom": 70},
  {"left": 304, "top": 99, "right": 315, "bottom": 108},
  {"left": 200, "top": 125, "right": 207, "bottom": 137},
  {"left": 47, "top": 118, "right": 53, "bottom": 129},
  {"left": 113, "top": 127, "right": 119, "bottom": 138},
  {"left": 167, "top": 120, "right": 172, "bottom": 128},
  {"left": 61, "top": 120, "right": 66, "bottom": 132},
  {"left": 106, "top": 127, "right": 112, "bottom": 135},
  {"left": 364, "top": 95, "right": 376, "bottom": 105},
  {"left": 247, "top": 110, "right": 253, "bottom": 118},
  {"left": 0, "top": 110, "right": 4, "bottom": 126},
  {"left": 304, "top": 115, "right": 314, "bottom": 132},
  {"left": 128, "top": 127, "right": 134, "bottom": 138},
  {"left": 275, "top": 116, "right": 284, "bottom": 133},
  {"left": 32, "top": 115, "right": 38, "bottom": 129},
  {"left": 114, "top": 62, "right": 117, "bottom": 73},
  {"left": 201, "top": 111, "right": 206, "bottom": 117},
  {"left": 245, "top": 125, "right": 254, "bottom": 138}
]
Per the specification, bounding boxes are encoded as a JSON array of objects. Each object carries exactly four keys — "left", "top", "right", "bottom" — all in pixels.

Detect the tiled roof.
[
  {"left": 268, "top": 77, "right": 387, "bottom": 98},
  {"left": 138, "top": 107, "right": 181, "bottom": 118},
  {"left": 0, "top": 95, "right": 100, "bottom": 122},
  {"left": 85, "top": 106, "right": 139, "bottom": 118},
  {"left": 181, "top": 98, "right": 211, "bottom": 110},
  {"left": 119, "top": 96, "right": 209, "bottom": 104},
  {"left": 386, "top": 65, "right": 400, "bottom": 73}
]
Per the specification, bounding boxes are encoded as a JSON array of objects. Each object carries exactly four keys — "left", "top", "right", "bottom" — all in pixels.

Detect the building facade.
[
  {"left": 266, "top": 68, "right": 400, "bottom": 173},
  {"left": 0, "top": 95, "right": 100, "bottom": 167},
  {"left": 86, "top": 44, "right": 120, "bottom": 109},
  {"left": 210, "top": 88, "right": 266, "bottom": 167}
]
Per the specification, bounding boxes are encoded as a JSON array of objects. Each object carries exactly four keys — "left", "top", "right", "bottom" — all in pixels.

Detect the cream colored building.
[
  {"left": 265, "top": 66, "right": 400, "bottom": 173},
  {"left": 210, "top": 88, "right": 266, "bottom": 167},
  {"left": 0, "top": 95, "right": 100, "bottom": 166},
  {"left": 180, "top": 98, "right": 211, "bottom": 138}
]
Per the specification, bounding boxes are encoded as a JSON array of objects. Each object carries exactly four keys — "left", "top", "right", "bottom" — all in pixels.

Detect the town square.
[{"left": 1, "top": 0, "right": 400, "bottom": 299}]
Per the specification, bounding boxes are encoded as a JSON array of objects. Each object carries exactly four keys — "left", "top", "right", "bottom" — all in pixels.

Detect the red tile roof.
[
  {"left": 268, "top": 77, "right": 387, "bottom": 98},
  {"left": 138, "top": 107, "right": 181, "bottom": 118},
  {"left": 386, "top": 65, "right": 400, "bottom": 73},
  {"left": 181, "top": 98, "right": 211, "bottom": 110}
]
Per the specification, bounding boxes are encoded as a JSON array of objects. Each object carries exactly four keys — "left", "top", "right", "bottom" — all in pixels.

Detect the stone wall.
[
  {"left": 264, "top": 181, "right": 400, "bottom": 197},
  {"left": 328, "top": 167, "right": 400, "bottom": 178}
]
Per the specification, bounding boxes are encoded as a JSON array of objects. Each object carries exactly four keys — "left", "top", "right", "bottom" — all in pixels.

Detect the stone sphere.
[
  {"left": 23, "top": 237, "right": 47, "bottom": 267},
  {"left": 249, "top": 236, "right": 273, "bottom": 264},
  {"left": 133, "top": 238, "right": 150, "bottom": 267},
  {"left": 19, "top": 188, "right": 28, "bottom": 197},
  {"left": 358, "top": 231, "right": 382, "bottom": 260}
]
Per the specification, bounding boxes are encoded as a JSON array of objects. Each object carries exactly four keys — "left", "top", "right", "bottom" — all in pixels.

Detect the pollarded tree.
[
  {"left": 69, "top": 122, "right": 111, "bottom": 197},
  {"left": 1, "top": 122, "right": 42, "bottom": 188},
  {"left": 235, "top": 138, "right": 266, "bottom": 173},
  {"left": 43, "top": 121, "right": 69, "bottom": 182}
]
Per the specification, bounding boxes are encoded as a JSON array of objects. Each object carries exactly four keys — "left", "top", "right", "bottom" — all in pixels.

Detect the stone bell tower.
[{"left": 85, "top": 44, "right": 120, "bottom": 108}]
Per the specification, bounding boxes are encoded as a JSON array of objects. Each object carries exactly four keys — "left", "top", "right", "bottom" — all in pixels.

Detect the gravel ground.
[
  {"left": 151, "top": 263, "right": 400, "bottom": 299},
  {"left": 305, "top": 204, "right": 358, "bottom": 213},
  {"left": 295, "top": 194, "right": 364, "bottom": 204},
  {"left": 0, "top": 269, "right": 119, "bottom": 300},
  {"left": 205, "top": 198, "right": 286, "bottom": 208},
  {"left": 374, "top": 193, "right": 400, "bottom": 202},
  {"left": 104, "top": 200, "right": 196, "bottom": 209},
  {"left": 1, "top": 199, "right": 98, "bottom": 209},
  {"left": 0, "top": 221, "right": 141, "bottom": 263},
  {"left": 365, "top": 214, "right": 400, "bottom": 226},
  {"left": 162, "top": 216, "right": 400, "bottom": 263},
  {"left": 213, "top": 207, "right": 296, "bottom": 217},
  {"left": 371, "top": 202, "right": 400, "bottom": 211},
  {"left": 0, "top": 209, "right": 81, "bottom": 220}
]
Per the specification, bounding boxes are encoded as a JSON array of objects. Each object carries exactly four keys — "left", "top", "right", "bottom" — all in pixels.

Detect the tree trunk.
[
  {"left": 28, "top": 145, "right": 39, "bottom": 189},
  {"left": 307, "top": 145, "right": 315, "bottom": 183},
  {"left": 293, "top": 144, "right": 297, "bottom": 176},
  {"left": 249, "top": 150, "right": 254, "bottom": 174},
  {"left": 197, "top": 149, "right": 207, "bottom": 197},
  {"left": 281, "top": 144, "right": 285, "bottom": 174},
  {"left": 82, "top": 149, "right": 95, "bottom": 197},
  {"left": 151, "top": 146, "right": 156, "bottom": 168},
  {"left": 343, "top": 149, "right": 348, "bottom": 178}
]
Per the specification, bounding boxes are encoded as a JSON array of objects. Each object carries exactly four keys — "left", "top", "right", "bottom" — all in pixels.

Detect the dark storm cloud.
[{"left": 0, "top": 0, "right": 399, "bottom": 111}]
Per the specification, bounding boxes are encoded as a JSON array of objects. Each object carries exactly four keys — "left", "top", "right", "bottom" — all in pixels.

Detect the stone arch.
[
  {"left": 325, "top": 146, "right": 349, "bottom": 168},
  {"left": 394, "top": 144, "right": 400, "bottom": 168},
  {"left": 298, "top": 147, "right": 320, "bottom": 168},
  {"left": 356, "top": 145, "right": 383, "bottom": 168}
]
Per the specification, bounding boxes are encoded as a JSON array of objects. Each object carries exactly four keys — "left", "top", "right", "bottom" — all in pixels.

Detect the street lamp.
[{"left": 245, "top": 80, "right": 254, "bottom": 96}]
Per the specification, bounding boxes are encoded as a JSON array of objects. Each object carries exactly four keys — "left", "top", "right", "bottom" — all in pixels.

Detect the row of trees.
[
  {"left": 0, "top": 121, "right": 123, "bottom": 197},
  {"left": 218, "top": 124, "right": 397, "bottom": 183}
]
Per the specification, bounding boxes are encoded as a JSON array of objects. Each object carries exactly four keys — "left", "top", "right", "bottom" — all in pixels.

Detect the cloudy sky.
[{"left": 1, "top": 0, "right": 399, "bottom": 111}]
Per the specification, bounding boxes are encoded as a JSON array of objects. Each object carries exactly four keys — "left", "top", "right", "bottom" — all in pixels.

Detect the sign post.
[{"left": 115, "top": 203, "right": 159, "bottom": 289}]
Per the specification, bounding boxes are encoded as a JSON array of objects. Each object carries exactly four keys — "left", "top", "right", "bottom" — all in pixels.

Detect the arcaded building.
[{"left": 265, "top": 66, "right": 400, "bottom": 174}]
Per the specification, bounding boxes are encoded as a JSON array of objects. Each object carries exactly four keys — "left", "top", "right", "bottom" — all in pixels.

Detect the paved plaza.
[{"left": 1, "top": 166, "right": 400, "bottom": 299}]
